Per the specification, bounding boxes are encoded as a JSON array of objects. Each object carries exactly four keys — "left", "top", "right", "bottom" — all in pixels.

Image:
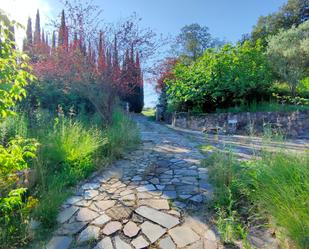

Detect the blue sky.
[{"left": 2, "top": 0, "right": 287, "bottom": 107}]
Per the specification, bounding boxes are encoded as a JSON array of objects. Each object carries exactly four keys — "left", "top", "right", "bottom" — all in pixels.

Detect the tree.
[
  {"left": 33, "top": 9, "right": 41, "bottom": 45},
  {"left": 23, "top": 17, "right": 33, "bottom": 51},
  {"left": 165, "top": 41, "right": 272, "bottom": 112},
  {"left": 252, "top": 0, "right": 309, "bottom": 44},
  {"left": 172, "top": 23, "right": 220, "bottom": 59},
  {"left": 58, "top": 10, "right": 68, "bottom": 49},
  {"left": 267, "top": 21, "right": 309, "bottom": 96}
]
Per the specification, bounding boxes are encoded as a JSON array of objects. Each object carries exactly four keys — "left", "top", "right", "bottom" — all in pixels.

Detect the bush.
[{"left": 165, "top": 40, "right": 272, "bottom": 112}]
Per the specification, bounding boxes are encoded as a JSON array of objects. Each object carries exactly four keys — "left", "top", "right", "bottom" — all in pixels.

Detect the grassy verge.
[
  {"left": 0, "top": 109, "right": 139, "bottom": 248},
  {"left": 216, "top": 101, "right": 309, "bottom": 113},
  {"left": 202, "top": 150, "right": 309, "bottom": 248}
]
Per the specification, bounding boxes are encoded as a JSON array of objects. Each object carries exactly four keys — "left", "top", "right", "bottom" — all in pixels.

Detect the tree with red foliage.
[
  {"left": 28, "top": 0, "right": 161, "bottom": 121},
  {"left": 153, "top": 58, "right": 178, "bottom": 113}
]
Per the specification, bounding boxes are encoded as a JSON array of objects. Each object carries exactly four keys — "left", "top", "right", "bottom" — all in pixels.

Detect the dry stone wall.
[{"left": 171, "top": 111, "right": 309, "bottom": 138}]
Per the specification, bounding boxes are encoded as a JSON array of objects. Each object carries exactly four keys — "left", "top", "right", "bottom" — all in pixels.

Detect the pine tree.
[{"left": 34, "top": 9, "right": 41, "bottom": 45}]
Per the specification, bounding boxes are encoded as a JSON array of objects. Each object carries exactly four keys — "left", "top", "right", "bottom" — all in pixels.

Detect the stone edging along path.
[{"left": 46, "top": 115, "right": 219, "bottom": 249}]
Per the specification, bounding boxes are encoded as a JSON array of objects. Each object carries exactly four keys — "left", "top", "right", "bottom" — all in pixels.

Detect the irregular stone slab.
[
  {"left": 135, "top": 206, "right": 179, "bottom": 229},
  {"left": 114, "top": 236, "right": 132, "bottom": 249},
  {"left": 158, "top": 236, "right": 176, "bottom": 249},
  {"left": 121, "top": 193, "right": 135, "bottom": 201},
  {"left": 74, "top": 199, "right": 92, "bottom": 207},
  {"left": 120, "top": 189, "right": 134, "bottom": 196},
  {"left": 59, "top": 221, "right": 87, "bottom": 235},
  {"left": 132, "top": 176, "right": 143, "bottom": 181},
  {"left": 162, "top": 191, "right": 177, "bottom": 199},
  {"left": 168, "top": 210, "right": 181, "bottom": 217},
  {"left": 156, "top": 184, "right": 165, "bottom": 190},
  {"left": 46, "top": 236, "right": 72, "bottom": 249},
  {"left": 203, "top": 239, "right": 218, "bottom": 249},
  {"left": 169, "top": 226, "right": 200, "bottom": 247},
  {"left": 190, "top": 194, "right": 204, "bottom": 203},
  {"left": 137, "top": 192, "right": 153, "bottom": 199},
  {"left": 103, "top": 221, "right": 122, "bottom": 235},
  {"left": 131, "top": 235, "right": 149, "bottom": 249},
  {"left": 179, "top": 194, "right": 192, "bottom": 200},
  {"left": 205, "top": 229, "right": 217, "bottom": 241},
  {"left": 136, "top": 184, "right": 156, "bottom": 192},
  {"left": 105, "top": 206, "right": 132, "bottom": 220},
  {"left": 93, "top": 237, "right": 113, "bottom": 249},
  {"left": 149, "top": 177, "right": 160, "bottom": 184},
  {"left": 140, "top": 221, "right": 166, "bottom": 243},
  {"left": 57, "top": 206, "right": 79, "bottom": 223},
  {"left": 77, "top": 225, "right": 100, "bottom": 244},
  {"left": 91, "top": 214, "right": 111, "bottom": 226},
  {"left": 82, "top": 183, "right": 100, "bottom": 190},
  {"left": 94, "top": 200, "right": 116, "bottom": 211},
  {"left": 65, "top": 196, "right": 83, "bottom": 205},
  {"left": 76, "top": 208, "right": 99, "bottom": 222},
  {"left": 83, "top": 190, "right": 99, "bottom": 200},
  {"left": 138, "top": 199, "right": 169, "bottom": 210},
  {"left": 123, "top": 221, "right": 140, "bottom": 237}
]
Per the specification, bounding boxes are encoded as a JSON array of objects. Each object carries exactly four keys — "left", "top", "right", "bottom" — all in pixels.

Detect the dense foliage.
[{"left": 165, "top": 41, "right": 272, "bottom": 112}]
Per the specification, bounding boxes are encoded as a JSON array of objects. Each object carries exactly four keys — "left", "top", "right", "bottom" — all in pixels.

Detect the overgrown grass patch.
[
  {"left": 0, "top": 109, "right": 139, "bottom": 248},
  {"left": 202, "top": 150, "right": 309, "bottom": 248}
]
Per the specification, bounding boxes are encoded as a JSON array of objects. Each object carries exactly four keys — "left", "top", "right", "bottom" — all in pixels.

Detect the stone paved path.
[
  {"left": 168, "top": 124, "right": 309, "bottom": 160},
  {"left": 46, "top": 115, "right": 219, "bottom": 249}
]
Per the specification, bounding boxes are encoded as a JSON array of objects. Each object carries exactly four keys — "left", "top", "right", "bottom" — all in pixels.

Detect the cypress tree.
[
  {"left": 24, "top": 17, "right": 32, "bottom": 51},
  {"left": 51, "top": 31, "right": 56, "bottom": 49},
  {"left": 34, "top": 9, "right": 41, "bottom": 45},
  {"left": 97, "top": 31, "right": 106, "bottom": 72},
  {"left": 112, "top": 35, "right": 120, "bottom": 82},
  {"left": 135, "top": 51, "right": 144, "bottom": 113},
  {"left": 58, "top": 10, "right": 68, "bottom": 49},
  {"left": 41, "top": 28, "right": 45, "bottom": 44}
]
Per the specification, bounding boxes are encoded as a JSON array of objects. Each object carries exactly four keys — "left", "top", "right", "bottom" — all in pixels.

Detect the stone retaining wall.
[{"left": 171, "top": 110, "right": 309, "bottom": 138}]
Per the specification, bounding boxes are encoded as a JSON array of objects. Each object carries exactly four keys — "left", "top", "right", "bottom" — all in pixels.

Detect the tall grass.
[
  {"left": 253, "top": 152, "right": 309, "bottom": 248},
  {"left": 202, "top": 150, "right": 309, "bottom": 248},
  {"left": 31, "top": 110, "right": 139, "bottom": 228}
]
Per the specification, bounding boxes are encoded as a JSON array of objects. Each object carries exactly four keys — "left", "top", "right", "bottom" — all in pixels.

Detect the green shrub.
[
  {"left": 0, "top": 137, "right": 39, "bottom": 248},
  {"left": 165, "top": 40, "right": 272, "bottom": 112}
]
